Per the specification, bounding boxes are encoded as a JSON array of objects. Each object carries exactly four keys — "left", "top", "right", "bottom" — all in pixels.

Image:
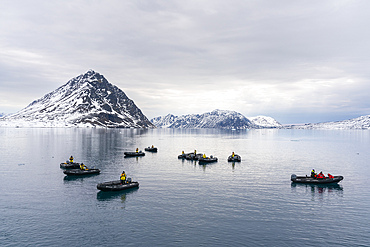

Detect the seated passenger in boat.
[
  {"left": 80, "top": 163, "right": 87, "bottom": 170},
  {"left": 317, "top": 171, "right": 326, "bottom": 179},
  {"left": 203, "top": 154, "right": 206, "bottom": 159},
  {"left": 136, "top": 148, "right": 139, "bottom": 153},
  {"left": 69, "top": 156, "right": 74, "bottom": 163},
  {"left": 327, "top": 173, "right": 334, "bottom": 178},
  {"left": 120, "top": 171, "right": 127, "bottom": 184}
]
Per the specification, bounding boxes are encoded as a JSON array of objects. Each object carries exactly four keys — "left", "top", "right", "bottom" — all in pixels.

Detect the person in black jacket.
[{"left": 311, "top": 169, "right": 316, "bottom": 178}]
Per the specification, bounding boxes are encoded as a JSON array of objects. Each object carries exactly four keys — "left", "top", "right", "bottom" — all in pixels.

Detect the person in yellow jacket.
[
  {"left": 69, "top": 156, "right": 74, "bottom": 163},
  {"left": 203, "top": 154, "right": 206, "bottom": 159},
  {"left": 80, "top": 163, "right": 87, "bottom": 170},
  {"left": 232, "top": 152, "right": 235, "bottom": 158},
  {"left": 136, "top": 148, "right": 139, "bottom": 153},
  {"left": 311, "top": 169, "right": 317, "bottom": 178},
  {"left": 120, "top": 171, "right": 127, "bottom": 184}
]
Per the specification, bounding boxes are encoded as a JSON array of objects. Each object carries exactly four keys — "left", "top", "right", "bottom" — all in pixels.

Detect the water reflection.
[
  {"left": 198, "top": 162, "right": 217, "bottom": 171},
  {"left": 230, "top": 162, "right": 236, "bottom": 170},
  {"left": 96, "top": 187, "right": 139, "bottom": 201},
  {"left": 63, "top": 173, "right": 100, "bottom": 181},
  {"left": 291, "top": 183, "right": 343, "bottom": 197},
  {"left": 123, "top": 156, "right": 144, "bottom": 161}
]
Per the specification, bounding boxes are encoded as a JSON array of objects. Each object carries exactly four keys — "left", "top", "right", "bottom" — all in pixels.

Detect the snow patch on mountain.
[{"left": 0, "top": 70, "right": 155, "bottom": 128}]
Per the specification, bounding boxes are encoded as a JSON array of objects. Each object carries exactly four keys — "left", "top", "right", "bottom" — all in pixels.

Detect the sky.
[{"left": 1, "top": 0, "right": 370, "bottom": 124}]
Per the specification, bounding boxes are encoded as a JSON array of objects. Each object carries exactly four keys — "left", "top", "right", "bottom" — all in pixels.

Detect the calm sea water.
[{"left": 0, "top": 128, "right": 369, "bottom": 246}]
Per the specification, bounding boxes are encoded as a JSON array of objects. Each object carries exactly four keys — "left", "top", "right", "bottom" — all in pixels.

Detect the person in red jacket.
[
  {"left": 317, "top": 171, "right": 326, "bottom": 179},
  {"left": 327, "top": 173, "right": 334, "bottom": 178}
]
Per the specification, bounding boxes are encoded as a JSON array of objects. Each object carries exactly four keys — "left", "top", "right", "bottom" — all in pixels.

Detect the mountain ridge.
[{"left": 150, "top": 110, "right": 283, "bottom": 129}]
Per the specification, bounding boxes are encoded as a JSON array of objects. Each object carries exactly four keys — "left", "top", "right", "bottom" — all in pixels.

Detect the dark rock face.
[{"left": 7, "top": 70, "right": 155, "bottom": 128}]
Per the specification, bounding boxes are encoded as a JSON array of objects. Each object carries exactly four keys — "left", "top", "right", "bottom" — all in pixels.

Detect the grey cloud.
[{"left": 1, "top": 0, "right": 370, "bottom": 124}]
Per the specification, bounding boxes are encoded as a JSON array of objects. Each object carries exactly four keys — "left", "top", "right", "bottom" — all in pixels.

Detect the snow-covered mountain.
[
  {"left": 289, "top": 115, "right": 370, "bottom": 129},
  {"left": 0, "top": 70, "right": 155, "bottom": 128},
  {"left": 151, "top": 114, "right": 178, "bottom": 128},
  {"left": 248, "top": 116, "right": 283, "bottom": 128},
  {"left": 151, "top": 110, "right": 252, "bottom": 129},
  {"left": 151, "top": 110, "right": 282, "bottom": 129}
]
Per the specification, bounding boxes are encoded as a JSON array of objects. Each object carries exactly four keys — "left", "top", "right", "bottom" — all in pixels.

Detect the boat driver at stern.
[
  {"left": 311, "top": 169, "right": 317, "bottom": 178},
  {"left": 120, "top": 171, "right": 127, "bottom": 184}
]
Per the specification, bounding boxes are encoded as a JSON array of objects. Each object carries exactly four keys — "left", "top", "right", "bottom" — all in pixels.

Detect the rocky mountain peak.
[{"left": 2, "top": 70, "right": 155, "bottom": 128}]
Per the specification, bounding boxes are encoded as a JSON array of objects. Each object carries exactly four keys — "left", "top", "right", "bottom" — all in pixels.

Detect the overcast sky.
[{"left": 1, "top": 0, "right": 370, "bottom": 124}]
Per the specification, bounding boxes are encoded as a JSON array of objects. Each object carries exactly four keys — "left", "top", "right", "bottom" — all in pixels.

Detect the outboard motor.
[
  {"left": 291, "top": 174, "right": 297, "bottom": 181},
  {"left": 127, "top": 177, "right": 132, "bottom": 183}
]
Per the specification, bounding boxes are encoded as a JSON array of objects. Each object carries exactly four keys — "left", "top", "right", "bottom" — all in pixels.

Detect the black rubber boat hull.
[
  {"left": 291, "top": 174, "right": 344, "bottom": 184},
  {"left": 185, "top": 153, "right": 203, "bottom": 160},
  {"left": 227, "top": 155, "right": 241, "bottom": 162},
  {"left": 198, "top": 157, "right": 218, "bottom": 163},
  {"left": 145, "top": 147, "right": 158, "bottom": 152},
  {"left": 60, "top": 162, "right": 81, "bottom": 169},
  {"left": 63, "top": 169, "right": 100, "bottom": 176},
  {"left": 124, "top": 152, "right": 145, "bottom": 157},
  {"left": 97, "top": 180, "right": 139, "bottom": 191},
  {"left": 178, "top": 153, "right": 193, "bottom": 159}
]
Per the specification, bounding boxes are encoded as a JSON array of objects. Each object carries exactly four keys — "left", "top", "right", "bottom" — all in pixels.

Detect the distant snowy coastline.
[
  {"left": 151, "top": 112, "right": 370, "bottom": 130},
  {"left": 150, "top": 110, "right": 283, "bottom": 129},
  {"left": 286, "top": 115, "right": 370, "bottom": 130}
]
